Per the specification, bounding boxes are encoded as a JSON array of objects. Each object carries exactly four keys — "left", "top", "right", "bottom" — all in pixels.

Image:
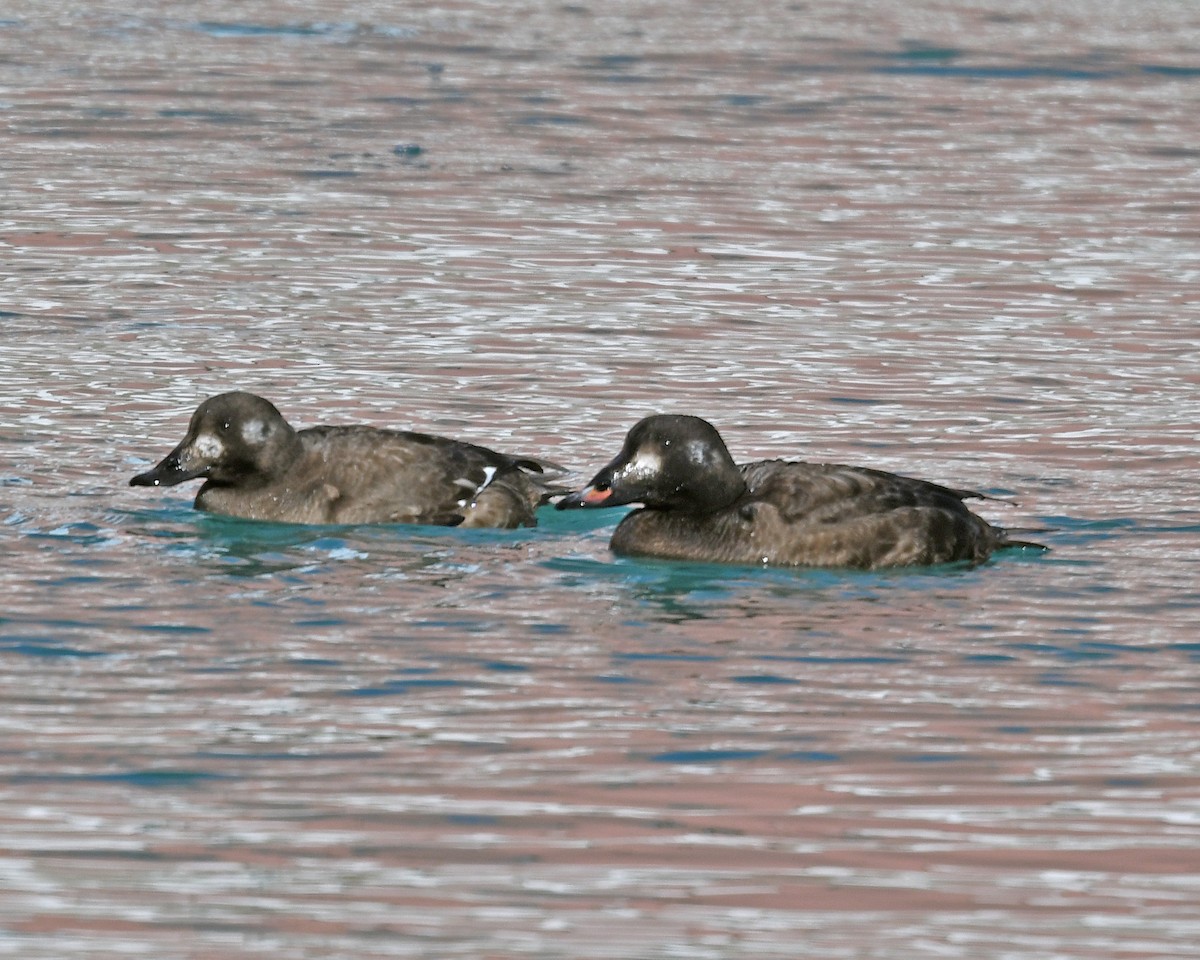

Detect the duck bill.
[
  {"left": 556, "top": 484, "right": 616, "bottom": 510},
  {"left": 129, "top": 441, "right": 208, "bottom": 488}
]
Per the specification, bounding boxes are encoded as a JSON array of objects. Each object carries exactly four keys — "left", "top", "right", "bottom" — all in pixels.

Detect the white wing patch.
[{"left": 453, "top": 466, "right": 499, "bottom": 508}]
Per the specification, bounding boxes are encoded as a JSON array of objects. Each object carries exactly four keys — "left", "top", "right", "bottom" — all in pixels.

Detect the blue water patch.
[
  {"left": 193, "top": 21, "right": 346, "bottom": 39},
  {"left": 1073, "top": 641, "right": 1138, "bottom": 657},
  {"left": 1, "top": 638, "right": 106, "bottom": 658},
  {"left": 758, "top": 653, "right": 908, "bottom": 664},
  {"left": 1036, "top": 671, "right": 1093, "bottom": 687},
  {"left": 483, "top": 660, "right": 530, "bottom": 673},
  {"left": 412, "top": 618, "right": 492, "bottom": 633},
  {"left": 84, "top": 107, "right": 129, "bottom": 120},
  {"left": 576, "top": 53, "right": 657, "bottom": 83},
  {"left": 541, "top": 505, "right": 631, "bottom": 537},
  {"left": 341, "top": 677, "right": 469, "bottom": 697},
  {"left": 612, "top": 651, "right": 720, "bottom": 663},
  {"left": 28, "top": 521, "right": 113, "bottom": 546},
  {"left": 782, "top": 750, "right": 842, "bottom": 763},
  {"left": 1140, "top": 65, "right": 1200, "bottom": 78},
  {"left": 898, "top": 753, "right": 967, "bottom": 764},
  {"left": 30, "top": 574, "right": 108, "bottom": 589},
  {"left": 9, "top": 770, "right": 227, "bottom": 788},
  {"left": 93, "top": 770, "right": 228, "bottom": 788},
  {"left": 612, "top": 547, "right": 998, "bottom": 593},
  {"left": 772, "top": 49, "right": 1197, "bottom": 85},
  {"left": 582, "top": 54, "right": 643, "bottom": 70},
  {"left": 1039, "top": 515, "right": 1138, "bottom": 546},
  {"left": 296, "top": 169, "right": 360, "bottom": 179},
  {"left": 134, "top": 623, "right": 212, "bottom": 636},
  {"left": 514, "top": 113, "right": 587, "bottom": 126},
  {"left": 445, "top": 813, "right": 500, "bottom": 826},
  {"left": 828, "top": 395, "right": 887, "bottom": 405},
  {"left": 1005, "top": 641, "right": 1126, "bottom": 661},
  {"left": 649, "top": 749, "right": 767, "bottom": 764},
  {"left": 894, "top": 45, "right": 963, "bottom": 61},
  {"left": 875, "top": 63, "right": 1120, "bottom": 80},
  {"left": 731, "top": 674, "right": 798, "bottom": 685},
  {"left": 120, "top": 503, "right": 199, "bottom": 528},
  {"left": 135, "top": 514, "right": 422, "bottom": 576},
  {"left": 724, "top": 94, "right": 771, "bottom": 108}
]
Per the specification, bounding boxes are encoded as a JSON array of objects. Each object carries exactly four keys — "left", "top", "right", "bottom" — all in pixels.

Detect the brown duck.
[
  {"left": 557, "top": 415, "right": 1044, "bottom": 568},
  {"left": 130, "top": 392, "right": 565, "bottom": 528}
]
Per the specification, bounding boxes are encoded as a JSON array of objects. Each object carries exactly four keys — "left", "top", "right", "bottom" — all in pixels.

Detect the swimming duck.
[
  {"left": 557, "top": 414, "right": 1044, "bottom": 568},
  {"left": 130, "top": 391, "right": 566, "bottom": 527}
]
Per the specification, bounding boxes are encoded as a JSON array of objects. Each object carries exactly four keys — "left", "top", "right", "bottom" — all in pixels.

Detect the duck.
[
  {"left": 130, "top": 391, "right": 567, "bottom": 527},
  {"left": 556, "top": 414, "right": 1045, "bottom": 568}
]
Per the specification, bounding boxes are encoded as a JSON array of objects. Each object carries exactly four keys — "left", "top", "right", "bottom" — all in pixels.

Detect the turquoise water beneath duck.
[{"left": 4, "top": 2, "right": 1200, "bottom": 958}]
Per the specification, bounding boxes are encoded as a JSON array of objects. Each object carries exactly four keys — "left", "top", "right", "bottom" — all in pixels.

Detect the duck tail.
[
  {"left": 514, "top": 455, "right": 569, "bottom": 477},
  {"left": 998, "top": 526, "right": 1052, "bottom": 552},
  {"left": 955, "top": 486, "right": 1022, "bottom": 506}
]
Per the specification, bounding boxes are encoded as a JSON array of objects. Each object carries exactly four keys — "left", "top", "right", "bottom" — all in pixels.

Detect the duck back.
[
  {"left": 196, "top": 425, "right": 562, "bottom": 527},
  {"left": 610, "top": 459, "right": 1017, "bottom": 569}
]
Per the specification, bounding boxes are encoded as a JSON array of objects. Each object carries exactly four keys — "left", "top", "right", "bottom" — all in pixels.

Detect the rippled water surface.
[{"left": 4, "top": 1, "right": 1200, "bottom": 957}]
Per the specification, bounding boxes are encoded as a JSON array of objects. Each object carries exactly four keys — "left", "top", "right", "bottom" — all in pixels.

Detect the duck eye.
[{"left": 220, "top": 420, "right": 231, "bottom": 433}]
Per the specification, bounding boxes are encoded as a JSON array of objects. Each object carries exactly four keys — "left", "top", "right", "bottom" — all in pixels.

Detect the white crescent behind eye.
[{"left": 241, "top": 418, "right": 269, "bottom": 444}]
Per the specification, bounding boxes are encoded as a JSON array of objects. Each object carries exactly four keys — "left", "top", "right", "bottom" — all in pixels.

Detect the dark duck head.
[
  {"left": 557, "top": 414, "right": 747, "bottom": 514},
  {"left": 129, "top": 391, "right": 302, "bottom": 491}
]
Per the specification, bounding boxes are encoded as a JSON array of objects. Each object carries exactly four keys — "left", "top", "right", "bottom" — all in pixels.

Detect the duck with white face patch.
[
  {"left": 130, "top": 392, "right": 568, "bottom": 528},
  {"left": 557, "top": 414, "right": 1047, "bottom": 569}
]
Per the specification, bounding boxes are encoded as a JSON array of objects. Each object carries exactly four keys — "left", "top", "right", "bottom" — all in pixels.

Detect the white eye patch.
[
  {"left": 627, "top": 449, "right": 663, "bottom": 478},
  {"left": 192, "top": 433, "right": 224, "bottom": 459},
  {"left": 240, "top": 418, "right": 269, "bottom": 444}
]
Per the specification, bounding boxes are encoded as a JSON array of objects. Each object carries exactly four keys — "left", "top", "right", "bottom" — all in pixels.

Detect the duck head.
[
  {"left": 557, "top": 415, "right": 746, "bottom": 514},
  {"left": 130, "top": 392, "right": 300, "bottom": 490}
]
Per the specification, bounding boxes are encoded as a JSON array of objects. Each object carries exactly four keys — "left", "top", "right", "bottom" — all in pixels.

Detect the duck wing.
[
  {"left": 299, "top": 427, "right": 555, "bottom": 526},
  {"left": 741, "top": 460, "right": 986, "bottom": 525}
]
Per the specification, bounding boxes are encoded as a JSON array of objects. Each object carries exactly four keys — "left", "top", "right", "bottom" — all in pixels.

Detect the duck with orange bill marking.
[
  {"left": 130, "top": 392, "right": 568, "bottom": 528},
  {"left": 557, "top": 414, "right": 1047, "bottom": 569}
]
